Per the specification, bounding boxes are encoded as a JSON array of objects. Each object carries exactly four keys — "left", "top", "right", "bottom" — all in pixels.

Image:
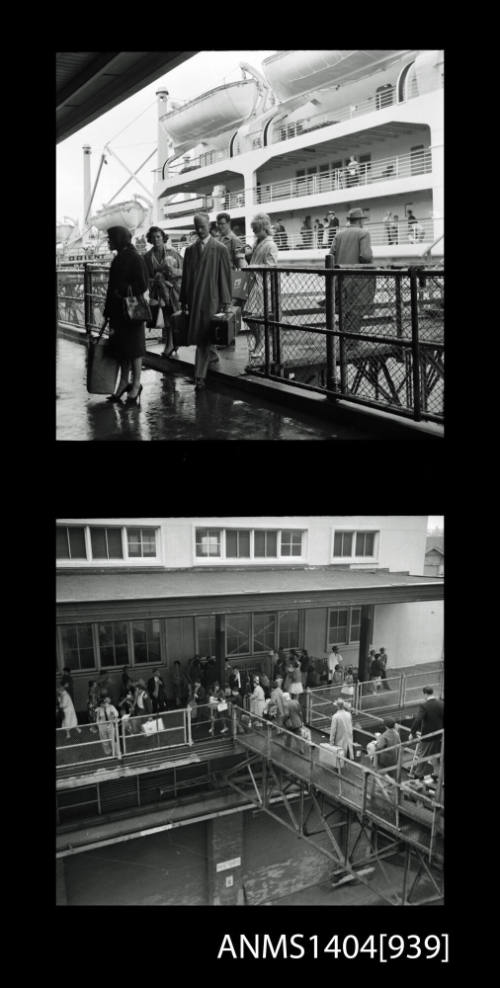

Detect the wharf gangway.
[{"left": 225, "top": 706, "right": 444, "bottom": 905}]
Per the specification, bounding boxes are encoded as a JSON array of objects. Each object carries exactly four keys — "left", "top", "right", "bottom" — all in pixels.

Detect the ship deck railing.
[
  {"left": 256, "top": 148, "right": 432, "bottom": 206},
  {"left": 160, "top": 76, "right": 443, "bottom": 176}
]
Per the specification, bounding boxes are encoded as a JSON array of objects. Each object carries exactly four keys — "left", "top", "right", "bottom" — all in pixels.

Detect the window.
[
  {"left": 56, "top": 526, "right": 86, "bottom": 559},
  {"left": 333, "top": 530, "right": 378, "bottom": 559},
  {"left": 355, "top": 531, "right": 375, "bottom": 556},
  {"left": 328, "top": 606, "right": 361, "bottom": 647},
  {"left": 328, "top": 608, "right": 349, "bottom": 645},
  {"left": 226, "top": 530, "right": 251, "bottom": 558},
  {"left": 127, "top": 527, "right": 157, "bottom": 558},
  {"left": 278, "top": 610, "right": 299, "bottom": 650},
  {"left": 280, "top": 530, "right": 303, "bottom": 557},
  {"left": 253, "top": 613, "right": 277, "bottom": 653},
  {"left": 98, "top": 622, "right": 129, "bottom": 666},
  {"left": 350, "top": 607, "right": 361, "bottom": 642},
  {"left": 254, "top": 530, "right": 278, "bottom": 558},
  {"left": 196, "top": 615, "right": 216, "bottom": 656},
  {"left": 196, "top": 528, "right": 221, "bottom": 557},
  {"left": 226, "top": 614, "right": 250, "bottom": 656},
  {"left": 334, "top": 531, "right": 353, "bottom": 557},
  {"left": 90, "top": 527, "right": 123, "bottom": 560},
  {"left": 132, "top": 620, "right": 162, "bottom": 665},
  {"left": 60, "top": 624, "right": 95, "bottom": 670}
]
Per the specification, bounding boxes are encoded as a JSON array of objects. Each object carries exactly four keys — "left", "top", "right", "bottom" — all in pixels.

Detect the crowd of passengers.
[{"left": 56, "top": 645, "right": 389, "bottom": 743}]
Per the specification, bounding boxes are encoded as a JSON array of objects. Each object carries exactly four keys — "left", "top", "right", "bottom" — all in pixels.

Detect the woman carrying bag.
[{"left": 101, "top": 226, "right": 149, "bottom": 406}]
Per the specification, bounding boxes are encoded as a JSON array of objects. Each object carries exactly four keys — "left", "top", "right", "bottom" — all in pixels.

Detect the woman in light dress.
[
  {"left": 57, "top": 686, "right": 81, "bottom": 741},
  {"left": 242, "top": 213, "right": 279, "bottom": 356},
  {"left": 250, "top": 675, "right": 266, "bottom": 721}
]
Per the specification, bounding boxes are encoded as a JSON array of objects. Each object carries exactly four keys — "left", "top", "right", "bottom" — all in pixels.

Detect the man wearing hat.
[
  {"left": 330, "top": 207, "right": 373, "bottom": 265},
  {"left": 329, "top": 207, "right": 376, "bottom": 349}
]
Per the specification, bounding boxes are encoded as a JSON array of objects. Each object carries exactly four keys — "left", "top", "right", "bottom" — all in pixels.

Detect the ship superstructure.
[{"left": 154, "top": 50, "right": 444, "bottom": 264}]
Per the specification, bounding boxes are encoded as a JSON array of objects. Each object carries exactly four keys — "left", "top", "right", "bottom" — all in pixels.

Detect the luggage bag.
[
  {"left": 319, "top": 742, "right": 345, "bottom": 768},
  {"left": 87, "top": 336, "right": 119, "bottom": 394}
]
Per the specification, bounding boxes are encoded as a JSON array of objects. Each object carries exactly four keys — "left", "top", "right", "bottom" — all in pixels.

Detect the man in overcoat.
[{"left": 180, "top": 212, "right": 232, "bottom": 390}]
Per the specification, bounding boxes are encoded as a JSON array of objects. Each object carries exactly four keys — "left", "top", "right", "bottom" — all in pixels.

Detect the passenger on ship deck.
[
  {"left": 179, "top": 212, "right": 232, "bottom": 391},
  {"left": 326, "top": 211, "right": 339, "bottom": 248},
  {"left": 95, "top": 695, "right": 119, "bottom": 755},
  {"left": 250, "top": 675, "right": 266, "bottom": 720},
  {"left": 346, "top": 155, "right": 360, "bottom": 187},
  {"left": 329, "top": 207, "right": 376, "bottom": 352},
  {"left": 143, "top": 226, "right": 183, "bottom": 359},
  {"left": 102, "top": 225, "right": 149, "bottom": 405}
]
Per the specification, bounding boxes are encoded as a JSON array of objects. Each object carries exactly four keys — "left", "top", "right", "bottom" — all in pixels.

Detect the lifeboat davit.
[
  {"left": 262, "top": 50, "right": 407, "bottom": 102},
  {"left": 89, "top": 197, "right": 149, "bottom": 233},
  {"left": 160, "top": 79, "right": 260, "bottom": 151}
]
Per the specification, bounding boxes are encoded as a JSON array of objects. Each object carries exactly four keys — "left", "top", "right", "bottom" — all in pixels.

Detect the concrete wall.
[
  {"left": 57, "top": 516, "right": 429, "bottom": 572},
  {"left": 372, "top": 601, "right": 444, "bottom": 668}
]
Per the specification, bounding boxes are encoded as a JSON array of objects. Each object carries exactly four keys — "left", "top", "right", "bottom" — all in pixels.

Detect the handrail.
[{"left": 255, "top": 148, "right": 432, "bottom": 205}]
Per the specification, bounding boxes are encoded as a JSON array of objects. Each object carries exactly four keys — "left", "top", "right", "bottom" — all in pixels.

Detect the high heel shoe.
[
  {"left": 106, "top": 384, "right": 132, "bottom": 402},
  {"left": 162, "top": 347, "right": 178, "bottom": 359},
  {"left": 125, "top": 384, "right": 143, "bottom": 406}
]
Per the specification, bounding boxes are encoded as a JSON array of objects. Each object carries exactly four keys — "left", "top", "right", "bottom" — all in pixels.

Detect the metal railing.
[
  {"left": 242, "top": 260, "right": 444, "bottom": 423},
  {"left": 231, "top": 704, "right": 443, "bottom": 858},
  {"left": 270, "top": 77, "right": 443, "bottom": 147},
  {"left": 269, "top": 218, "right": 436, "bottom": 251},
  {"left": 56, "top": 721, "right": 119, "bottom": 768},
  {"left": 256, "top": 149, "right": 432, "bottom": 205},
  {"left": 308, "top": 667, "right": 444, "bottom": 727},
  {"left": 120, "top": 708, "right": 189, "bottom": 757}
]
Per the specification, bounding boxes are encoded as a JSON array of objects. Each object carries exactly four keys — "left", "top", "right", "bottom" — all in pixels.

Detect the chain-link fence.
[
  {"left": 242, "top": 262, "right": 443, "bottom": 424},
  {"left": 56, "top": 263, "right": 164, "bottom": 343}
]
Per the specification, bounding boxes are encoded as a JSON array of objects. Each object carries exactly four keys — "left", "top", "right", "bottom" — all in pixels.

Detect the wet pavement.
[{"left": 56, "top": 335, "right": 373, "bottom": 440}]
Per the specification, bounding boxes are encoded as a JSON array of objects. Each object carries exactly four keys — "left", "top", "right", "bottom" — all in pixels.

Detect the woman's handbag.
[
  {"left": 87, "top": 328, "right": 119, "bottom": 394},
  {"left": 123, "top": 286, "right": 152, "bottom": 323},
  {"left": 231, "top": 269, "right": 252, "bottom": 301}
]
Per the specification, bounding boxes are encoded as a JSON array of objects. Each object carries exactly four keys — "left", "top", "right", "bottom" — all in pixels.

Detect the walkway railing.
[
  {"left": 256, "top": 149, "right": 432, "bottom": 206},
  {"left": 268, "top": 218, "right": 436, "bottom": 251},
  {"left": 308, "top": 666, "right": 444, "bottom": 729},
  {"left": 231, "top": 705, "right": 443, "bottom": 858},
  {"left": 243, "top": 261, "right": 444, "bottom": 424}
]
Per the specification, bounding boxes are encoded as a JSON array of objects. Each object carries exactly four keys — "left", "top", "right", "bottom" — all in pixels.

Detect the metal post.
[
  {"left": 399, "top": 673, "right": 406, "bottom": 712},
  {"left": 186, "top": 705, "right": 193, "bottom": 746},
  {"left": 114, "top": 720, "right": 122, "bottom": 760},
  {"left": 83, "top": 263, "right": 91, "bottom": 334},
  {"left": 409, "top": 267, "right": 422, "bottom": 421},
  {"left": 270, "top": 268, "right": 281, "bottom": 373},
  {"left": 305, "top": 688, "right": 312, "bottom": 725},
  {"left": 337, "top": 269, "right": 348, "bottom": 392},
  {"left": 325, "top": 254, "right": 337, "bottom": 395},
  {"left": 401, "top": 844, "right": 411, "bottom": 904}
]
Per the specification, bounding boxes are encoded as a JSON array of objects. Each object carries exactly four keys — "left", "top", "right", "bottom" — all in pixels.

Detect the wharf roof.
[
  {"left": 56, "top": 566, "right": 443, "bottom": 604},
  {"left": 425, "top": 536, "right": 444, "bottom": 556}
]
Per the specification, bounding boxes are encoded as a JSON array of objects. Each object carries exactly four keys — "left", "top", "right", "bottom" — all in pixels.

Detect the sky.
[
  {"left": 56, "top": 51, "right": 277, "bottom": 227},
  {"left": 427, "top": 516, "right": 444, "bottom": 532}
]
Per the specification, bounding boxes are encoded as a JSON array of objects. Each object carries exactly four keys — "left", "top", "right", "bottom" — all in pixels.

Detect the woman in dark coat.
[
  {"left": 143, "top": 226, "right": 183, "bottom": 358},
  {"left": 102, "top": 226, "right": 149, "bottom": 405}
]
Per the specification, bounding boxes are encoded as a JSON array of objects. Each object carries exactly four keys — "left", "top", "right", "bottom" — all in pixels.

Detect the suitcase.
[
  {"left": 171, "top": 310, "right": 190, "bottom": 347},
  {"left": 209, "top": 310, "right": 236, "bottom": 346},
  {"left": 87, "top": 336, "right": 119, "bottom": 394},
  {"left": 319, "top": 742, "right": 344, "bottom": 768}
]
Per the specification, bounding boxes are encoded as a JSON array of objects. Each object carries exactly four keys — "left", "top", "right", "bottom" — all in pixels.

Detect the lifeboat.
[
  {"left": 262, "top": 50, "right": 408, "bottom": 102},
  {"left": 56, "top": 218, "right": 77, "bottom": 243},
  {"left": 160, "top": 79, "right": 260, "bottom": 151},
  {"left": 89, "top": 197, "right": 149, "bottom": 233}
]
